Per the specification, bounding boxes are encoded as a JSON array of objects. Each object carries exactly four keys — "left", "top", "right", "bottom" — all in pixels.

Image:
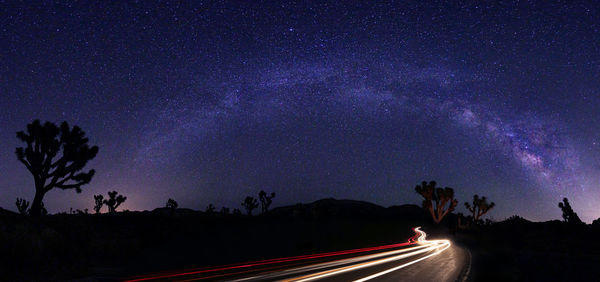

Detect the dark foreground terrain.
[
  {"left": 0, "top": 199, "right": 430, "bottom": 281},
  {"left": 457, "top": 216, "right": 600, "bottom": 281},
  {"left": 1, "top": 199, "right": 600, "bottom": 281}
]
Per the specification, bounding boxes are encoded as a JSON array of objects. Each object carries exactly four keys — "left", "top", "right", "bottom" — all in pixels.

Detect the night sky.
[{"left": 1, "top": 1, "right": 599, "bottom": 222}]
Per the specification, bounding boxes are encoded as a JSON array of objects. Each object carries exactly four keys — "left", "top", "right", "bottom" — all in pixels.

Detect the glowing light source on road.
[{"left": 353, "top": 227, "right": 451, "bottom": 281}]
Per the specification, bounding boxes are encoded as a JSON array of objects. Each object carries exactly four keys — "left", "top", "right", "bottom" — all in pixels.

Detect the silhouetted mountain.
[
  {"left": 150, "top": 207, "right": 199, "bottom": 216},
  {"left": 266, "top": 198, "right": 431, "bottom": 222},
  {"left": 592, "top": 217, "right": 600, "bottom": 229},
  {"left": 496, "top": 215, "right": 532, "bottom": 226},
  {"left": 0, "top": 207, "right": 18, "bottom": 217}
]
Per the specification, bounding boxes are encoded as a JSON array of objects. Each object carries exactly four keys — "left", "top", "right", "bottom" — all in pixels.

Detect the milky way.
[
  {"left": 135, "top": 58, "right": 592, "bottom": 221},
  {"left": 1, "top": 1, "right": 600, "bottom": 221}
]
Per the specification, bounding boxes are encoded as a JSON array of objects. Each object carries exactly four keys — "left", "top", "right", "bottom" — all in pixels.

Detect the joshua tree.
[
  {"left": 241, "top": 196, "right": 259, "bottom": 216},
  {"left": 16, "top": 120, "right": 98, "bottom": 217},
  {"left": 15, "top": 198, "right": 30, "bottom": 215},
  {"left": 165, "top": 198, "right": 178, "bottom": 216},
  {"left": 258, "top": 190, "right": 276, "bottom": 214},
  {"left": 93, "top": 194, "right": 104, "bottom": 214},
  {"left": 103, "top": 191, "right": 127, "bottom": 213},
  {"left": 464, "top": 195, "right": 495, "bottom": 221},
  {"left": 206, "top": 203, "right": 215, "bottom": 214},
  {"left": 166, "top": 198, "right": 178, "bottom": 210},
  {"left": 414, "top": 181, "right": 458, "bottom": 224},
  {"left": 558, "top": 198, "right": 583, "bottom": 225}
]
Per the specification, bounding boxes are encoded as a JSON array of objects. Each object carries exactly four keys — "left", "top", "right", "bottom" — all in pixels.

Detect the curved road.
[{"left": 126, "top": 227, "right": 467, "bottom": 282}]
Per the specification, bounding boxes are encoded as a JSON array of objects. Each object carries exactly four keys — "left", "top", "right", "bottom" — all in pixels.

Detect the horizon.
[{"left": 0, "top": 193, "right": 581, "bottom": 224}]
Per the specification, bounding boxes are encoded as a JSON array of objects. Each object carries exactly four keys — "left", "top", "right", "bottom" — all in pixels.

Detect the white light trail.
[
  {"left": 239, "top": 244, "right": 433, "bottom": 282},
  {"left": 353, "top": 227, "right": 451, "bottom": 282},
  {"left": 139, "top": 227, "right": 452, "bottom": 282},
  {"left": 284, "top": 227, "right": 451, "bottom": 282}
]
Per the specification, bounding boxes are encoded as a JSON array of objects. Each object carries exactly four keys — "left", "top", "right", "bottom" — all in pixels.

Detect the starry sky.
[{"left": 1, "top": 1, "right": 600, "bottom": 222}]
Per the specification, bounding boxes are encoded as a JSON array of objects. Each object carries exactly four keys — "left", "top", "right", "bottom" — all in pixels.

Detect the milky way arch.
[{"left": 140, "top": 62, "right": 576, "bottom": 181}]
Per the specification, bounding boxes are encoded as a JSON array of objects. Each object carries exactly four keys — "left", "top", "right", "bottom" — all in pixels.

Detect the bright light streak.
[
  {"left": 283, "top": 227, "right": 451, "bottom": 282},
  {"left": 353, "top": 227, "right": 451, "bottom": 281},
  {"left": 251, "top": 244, "right": 434, "bottom": 282},
  {"left": 354, "top": 246, "right": 450, "bottom": 280}
]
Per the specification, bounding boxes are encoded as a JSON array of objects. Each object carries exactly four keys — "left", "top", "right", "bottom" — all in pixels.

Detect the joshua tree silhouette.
[
  {"left": 258, "top": 190, "right": 276, "bottom": 214},
  {"left": 15, "top": 198, "right": 29, "bottom": 215},
  {"left": 414, "top": 181, "right": 458, "bottom": 224},
  {"left": 15, "top": 120, "right": 98, "bottom": 217},
  {"left": 93, "top": 194, "right": 104, "bottom": 214},
  {"left": 166, "top": 198, "right": 178, "bottom": 215},
  {"left": 465, "top": 194, "right": 495, "bottom": 221},
  {"left": 103, "top": 191, "right": 127, "bottom": 213},
  {"left": 241, "top": 196, "right": 259, "bottom": 216},
  {"left": 206, "top": 203, "right": 216, "bottom": 214},
  {"left": 558, "top": 198, "right": 583, "bottom": 225}
]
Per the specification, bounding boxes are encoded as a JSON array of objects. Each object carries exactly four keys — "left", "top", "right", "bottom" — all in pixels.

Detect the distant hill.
[
  {"left": 150, "top": 207, "right": 200, "bottom": 216},
  {"left": 266, "top": 198, "right": 429, "bottom": 221},
  {"left": 0, "top": 207, "right": 21, "bottom": 226},
  {"left": 0, "top": 198, "right": 439, "bottom": 225},
  {"left": 0, "top": 207, "right": 18, "bottom": 217}
]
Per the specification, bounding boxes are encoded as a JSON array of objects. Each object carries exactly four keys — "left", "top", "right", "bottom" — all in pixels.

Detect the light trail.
[
  {"left": 236, "top": 243, "right": 434, "bottom": 281},
  {"left": 281, "top": 227, "right": 450, "bottom": 282},
  {"left": 126, "top": 227, "right": 452, "bottom": 281},
  {"left": 353, "top": 228, "right": 450, "bottom": 282},
  {"left": 125, "top": 237, "right": 416, "bottom": 281}
]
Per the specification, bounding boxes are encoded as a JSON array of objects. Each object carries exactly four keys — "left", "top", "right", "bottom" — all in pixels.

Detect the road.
[{"left": 125, "top": 227, "right": 467, "bottom": 282}]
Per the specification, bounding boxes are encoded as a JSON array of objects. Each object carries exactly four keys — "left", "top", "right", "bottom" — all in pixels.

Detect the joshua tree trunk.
[
  {"left": 439, "top": 206, "right": 452, "bottom": 223},
  {"left": 30, "top": 186, "right": 45, "bottom": 217},
  {"left": 427, "top": 206, "right": 437, "bottom": 223}
]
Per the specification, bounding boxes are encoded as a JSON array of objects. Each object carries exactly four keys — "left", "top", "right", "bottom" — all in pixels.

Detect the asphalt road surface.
[{"left": 126, "top": 227, "right": 467, "bottom": 282}]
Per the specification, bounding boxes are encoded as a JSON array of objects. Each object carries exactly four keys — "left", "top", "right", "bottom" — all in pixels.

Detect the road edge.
[{"left": 455, "top": 248, "right": 472, "bottom": 282}]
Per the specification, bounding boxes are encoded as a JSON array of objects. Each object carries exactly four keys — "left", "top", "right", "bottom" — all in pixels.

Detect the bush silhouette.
[
  {"left": 465, "top": 194, "right": 495, "bottom": 222},
  {"left": 15, "top": 198, "right": 30, "bottom": 215},
  {"left": 166, "top": 198, "right": 178, "bottom": 209},
  {"left": 93, "top": 194, "right": 104, "bottom": 214},
  {"left": 241, "top": 196, "right": 259, "bottom": 216},
  {"left": 103, "top": 191, "right": 127, "bottom": 213},
  {"left": 15, "top": 120, "right": 98, "bottom": 217},
  {"left": 558, "top": 198, "right": 583, "bottom": 225},
  {"left": 414, "top": 181, "right": 458, "bottom": 224},
  {"left": 258, "top": 190, "right": 276, "bottom": 214}
]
